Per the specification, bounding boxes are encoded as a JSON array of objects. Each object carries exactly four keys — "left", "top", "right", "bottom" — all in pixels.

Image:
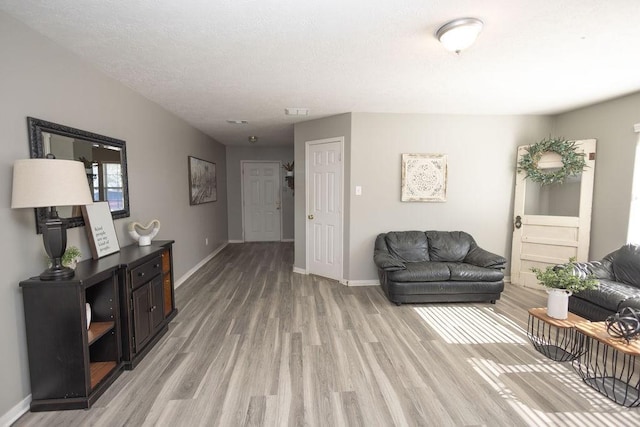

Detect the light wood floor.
[{"left": 15, "top": 242, "right": 640, "bottom": 426}]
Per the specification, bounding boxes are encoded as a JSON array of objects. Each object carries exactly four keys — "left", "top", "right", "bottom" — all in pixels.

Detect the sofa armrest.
[
  {"left": 373, "top": 234, "right": 406, "bottom": 271},
  {"left": 374, "top": 252, "right": 406, "bottom": 271},
  {"left": 571, "top": 260, "right": 615, "bottom": 280},
  {"left": 464, "top": 246, "right": 506, "bottom": 269}
]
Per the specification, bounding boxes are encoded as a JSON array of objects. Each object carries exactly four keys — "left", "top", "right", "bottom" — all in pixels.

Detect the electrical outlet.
[{"left": 205, "top": 238, "right": 209, "bottom": 246}]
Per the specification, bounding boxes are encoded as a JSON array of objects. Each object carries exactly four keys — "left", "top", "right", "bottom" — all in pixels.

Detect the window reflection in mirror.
[{"left": 44, "top": 131, "right": 125, "bottom": 217}]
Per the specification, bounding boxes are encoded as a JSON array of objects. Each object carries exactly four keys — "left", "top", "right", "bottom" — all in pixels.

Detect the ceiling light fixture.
[
  {"left": 248, "top": 136, "right": 258, "bottom": 143},
  {"left": 227, "top": 120, "right": 248, "bottom": 124},
  {"left": 436, "top": 17, "right": 483, "bottom": 54}
]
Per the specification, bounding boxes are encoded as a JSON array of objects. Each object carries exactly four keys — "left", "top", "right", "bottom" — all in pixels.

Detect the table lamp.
[{"left": 12, "top": 158, "right": 94, "bottom": 280}]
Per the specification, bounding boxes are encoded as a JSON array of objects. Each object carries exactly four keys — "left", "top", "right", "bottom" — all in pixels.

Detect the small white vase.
[
  {"left": 547, "top": 288, "right": 572, "bottom": 319},
  {"left": 86, "top": 303, "right": 92, "bottom": 330}
]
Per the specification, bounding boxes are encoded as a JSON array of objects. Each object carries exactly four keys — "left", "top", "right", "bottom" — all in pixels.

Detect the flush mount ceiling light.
[
  {"left": 227, "top": 119, "right": 248, "bottom": 124},
  {"left": 436, "top": 17, "right": 483, "bottom": 54},
  {"left": 248, "top": 136, "right": 258, "bottom": 143}
]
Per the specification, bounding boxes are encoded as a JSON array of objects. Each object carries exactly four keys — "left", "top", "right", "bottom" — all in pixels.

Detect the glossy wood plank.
[{"left": 14, "top": 242, "right": 640, "bottom": 426}]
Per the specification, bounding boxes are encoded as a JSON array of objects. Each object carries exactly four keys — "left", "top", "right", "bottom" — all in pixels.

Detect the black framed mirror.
[{"left": 27, "top": 117, "right": 130, "bottom": 233}]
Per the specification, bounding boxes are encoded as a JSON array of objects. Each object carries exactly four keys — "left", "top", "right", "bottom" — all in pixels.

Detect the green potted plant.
[
  {"left": 61, "top": 246, "right": 82, "bottom": 269},
  {"left": 531, "top": 257, "right": 597, "bottom": 319},
  {"left": 283, "top": 161, "right": 294, "bottom": 190}
]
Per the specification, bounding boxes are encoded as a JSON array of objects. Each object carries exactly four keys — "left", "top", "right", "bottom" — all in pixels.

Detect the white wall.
[
  {"left": 552, "top": 91, "right": 640, "bottom": 259},
  {"left": 0, "top": 12, "right": 228, "bottom": 419},
  {"left": 226, "top": 146, "right": 294, "bottom": 241}
]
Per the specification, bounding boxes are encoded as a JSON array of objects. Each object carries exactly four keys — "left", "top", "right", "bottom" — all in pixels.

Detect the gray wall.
[
  {"left": 348, "top": 113, "right": 553, "bottom": 280},
  {"left": 293, "top": 112, "right": 553, "bottom": 281},
  {"left": 293, "top": 114, "right": 352, "bottom": 275},
  {"left": 552, "top": 91, "right": 640, "bottom": 260},
  {"left": 226, "top": 146, "right": 294, "bottom": 241},
  {"left": 0, "top": 12, "right": 228, "bottom": 418}
]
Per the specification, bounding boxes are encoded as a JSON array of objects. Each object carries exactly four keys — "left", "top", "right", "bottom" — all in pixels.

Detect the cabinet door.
[
  {"left": 132, "top": 285, "right": 151, "bottom": 351},
  {"left": 150, "top": 276, "right": 164, "bottom": 330}
]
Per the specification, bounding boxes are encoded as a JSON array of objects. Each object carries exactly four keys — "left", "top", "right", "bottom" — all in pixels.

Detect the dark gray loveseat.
[
  {"left": 374, "top": 231, "right": 506, "bottom": 305},
  {"left": 569, "top": 244, "right": 640, "bottom": 321}
]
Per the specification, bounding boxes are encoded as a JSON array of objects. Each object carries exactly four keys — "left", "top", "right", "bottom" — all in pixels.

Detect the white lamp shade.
[
  {"left": 11, "top": 158, "right": 94, "bottom": 208},
  {"left": 436, "top": 18, "right": 483, "bottom": 53}
]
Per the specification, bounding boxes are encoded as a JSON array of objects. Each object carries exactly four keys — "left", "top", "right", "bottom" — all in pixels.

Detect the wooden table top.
[
  {"left": 528, "top": 307, "right": 589, "bottom": 329},
  {"left": 575, "top": 322, "right": 640, "bottom": 356}
]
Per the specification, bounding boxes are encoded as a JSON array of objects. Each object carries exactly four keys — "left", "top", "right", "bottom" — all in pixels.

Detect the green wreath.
[{"left": 517, "top": 137, "right": 587, "bottom": 186}]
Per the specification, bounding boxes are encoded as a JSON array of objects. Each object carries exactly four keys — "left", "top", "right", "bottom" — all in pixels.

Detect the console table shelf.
[{"left": 88, "top": 321, "right": 115, "bottom": 345}]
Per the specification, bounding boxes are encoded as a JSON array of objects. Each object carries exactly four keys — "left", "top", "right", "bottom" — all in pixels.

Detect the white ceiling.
[{"left": 2, "top": 1, "right": 640, "bottom": 146}]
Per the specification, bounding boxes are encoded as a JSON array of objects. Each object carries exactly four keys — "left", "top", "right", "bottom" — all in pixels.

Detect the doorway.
[
  {"left": 305, "top": 137, "right": 344, "bottom": 281},
  {"left": 241, "top": 161, "right": 282, "bottom": 242}
]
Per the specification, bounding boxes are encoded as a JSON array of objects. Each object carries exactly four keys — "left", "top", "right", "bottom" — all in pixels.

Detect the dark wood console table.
[{"left": 20, "top": 240, "right": 177, "bottom": 411}]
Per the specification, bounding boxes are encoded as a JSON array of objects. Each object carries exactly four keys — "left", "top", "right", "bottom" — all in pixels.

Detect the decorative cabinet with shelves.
[
  {"left": 20, "top": 268, "right": 122, "bottom": 411},
  {"left": 119, "top": 240, "right": 177, "bottom": 369},
  {"left": 20, "top": 240, "right": 177, "bottom": 411}
]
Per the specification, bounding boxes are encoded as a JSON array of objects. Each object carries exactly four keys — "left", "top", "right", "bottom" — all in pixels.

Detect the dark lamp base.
[{"left": 39, "top": 266, "right": 75, "bottom": 281}]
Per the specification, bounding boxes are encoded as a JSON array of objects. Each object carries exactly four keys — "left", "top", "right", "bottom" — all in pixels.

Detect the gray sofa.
[
  {"left": 374, "top": 231, "right": 506, "bottom": 305},
  {"left": 569, "top": 244, "right": 640, "bottom": 321}
]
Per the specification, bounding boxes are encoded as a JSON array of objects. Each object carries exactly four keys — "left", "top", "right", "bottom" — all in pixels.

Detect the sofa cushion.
[
  {"left": 426, "top": 231, "right": 472, "bottom": 262},
  {"left": 611, "top": 244, "right": 640, "bottom": 288},
  {"left": 387, "top": 261, "right": 450, "bottom": 282},
  {"left": 385, "top": 231, "right": 429, "bottom": 262},
  {"left": 448, "top": 263, "right": 504, "bottom": 282},
  {"left": 574, "top": 279, "right": 640, "bottom": 312}
]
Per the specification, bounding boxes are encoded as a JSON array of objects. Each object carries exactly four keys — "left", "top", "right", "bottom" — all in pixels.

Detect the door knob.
[
  {"left": 514, "top": 215, "right": 522, "bottom": 229},
  {"left": 308, "top": 215, "right": 314, "bottom": 220}
]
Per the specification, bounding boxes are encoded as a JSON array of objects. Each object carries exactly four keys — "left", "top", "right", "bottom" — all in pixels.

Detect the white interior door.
[
  {"left": 242, "top": 161, "right": 282, "bottom": 242},
  {"left": 510, "top": 139, "right": 596, "bottom": 287},
  {"left": 306, "top": 137, "right": 343, "bottom": 281}
]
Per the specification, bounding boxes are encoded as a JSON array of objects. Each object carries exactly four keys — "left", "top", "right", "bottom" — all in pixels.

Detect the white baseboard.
[
  {"left": 345, "top": 280, "right": 380, "bottom": 287},
  {"left": 292, "top": 266, "right": 307, "bottom": 275},
  {"left": 175, "top": 242, "right": 228, "bottom": 289},
  {"left": 1, "top": 394, "right": 30, "bottom": 427},
  {"left": 228, "top": 240, "right": 244, "bottom": 244}
]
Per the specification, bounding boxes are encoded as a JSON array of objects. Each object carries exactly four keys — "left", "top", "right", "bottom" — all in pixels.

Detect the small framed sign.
[{"left": 82, "top": 201, "right": 120, "bottom": 259}]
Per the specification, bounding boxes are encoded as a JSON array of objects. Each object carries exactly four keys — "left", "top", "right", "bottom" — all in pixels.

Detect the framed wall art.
[
  {"left": 188, "top": 156, "right": 217, "bottom": 205},
  {"left": 401, "top": 153, "right": 448, "bottom": 202},
  {"left": 82, "top": 201, "right": 121, "bottom": 259}
]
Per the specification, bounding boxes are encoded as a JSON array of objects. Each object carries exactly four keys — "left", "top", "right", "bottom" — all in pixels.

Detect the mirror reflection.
[
  {"left": 28, "top": 117, "right": 130, "bottom": 232},
  {"left": 44, "top": 132, "right": 125, "bottom": 217}
]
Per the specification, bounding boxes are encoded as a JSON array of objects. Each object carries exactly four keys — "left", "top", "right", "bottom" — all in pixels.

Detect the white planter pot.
[{"left": 547, "top": 288, "right": 572, "bottom": 319}]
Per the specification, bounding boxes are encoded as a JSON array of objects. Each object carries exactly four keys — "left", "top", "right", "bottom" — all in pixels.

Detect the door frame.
[
  {"left": 240, "top": 160, "right": 283, "bottom": 242},
  {"left": 305, "top": 137, "right": 345, "bottom": 281}
]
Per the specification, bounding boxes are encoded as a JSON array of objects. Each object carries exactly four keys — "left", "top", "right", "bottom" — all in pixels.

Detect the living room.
[{"left": 2, "top": 2, "right": 640, "bottom": 425}]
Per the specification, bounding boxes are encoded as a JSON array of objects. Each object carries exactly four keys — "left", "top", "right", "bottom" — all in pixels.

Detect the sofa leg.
[
  {"left": 490, "top": 300, "right": 496, "bottom": 304},
  {"left": 394, "top": 301, "right": 402, "bottom": 306}
]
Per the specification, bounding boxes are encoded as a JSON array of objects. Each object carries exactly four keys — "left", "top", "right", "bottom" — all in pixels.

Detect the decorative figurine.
[{"left": 127, "top": 219, "right": 161, "bottom": 246}]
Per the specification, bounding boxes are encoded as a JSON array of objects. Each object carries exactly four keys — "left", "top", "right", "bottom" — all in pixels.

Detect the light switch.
[{"left": 355, "top": 186, "right": 362, "bottom": 196}]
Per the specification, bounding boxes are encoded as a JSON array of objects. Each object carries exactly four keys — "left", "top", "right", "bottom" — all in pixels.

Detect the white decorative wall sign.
[
  {"left": 82, "top": 201, "right": 121, "bottom": 259},
  {"left": 401, "top": 153, "right": 448, "bottom": 202}
]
